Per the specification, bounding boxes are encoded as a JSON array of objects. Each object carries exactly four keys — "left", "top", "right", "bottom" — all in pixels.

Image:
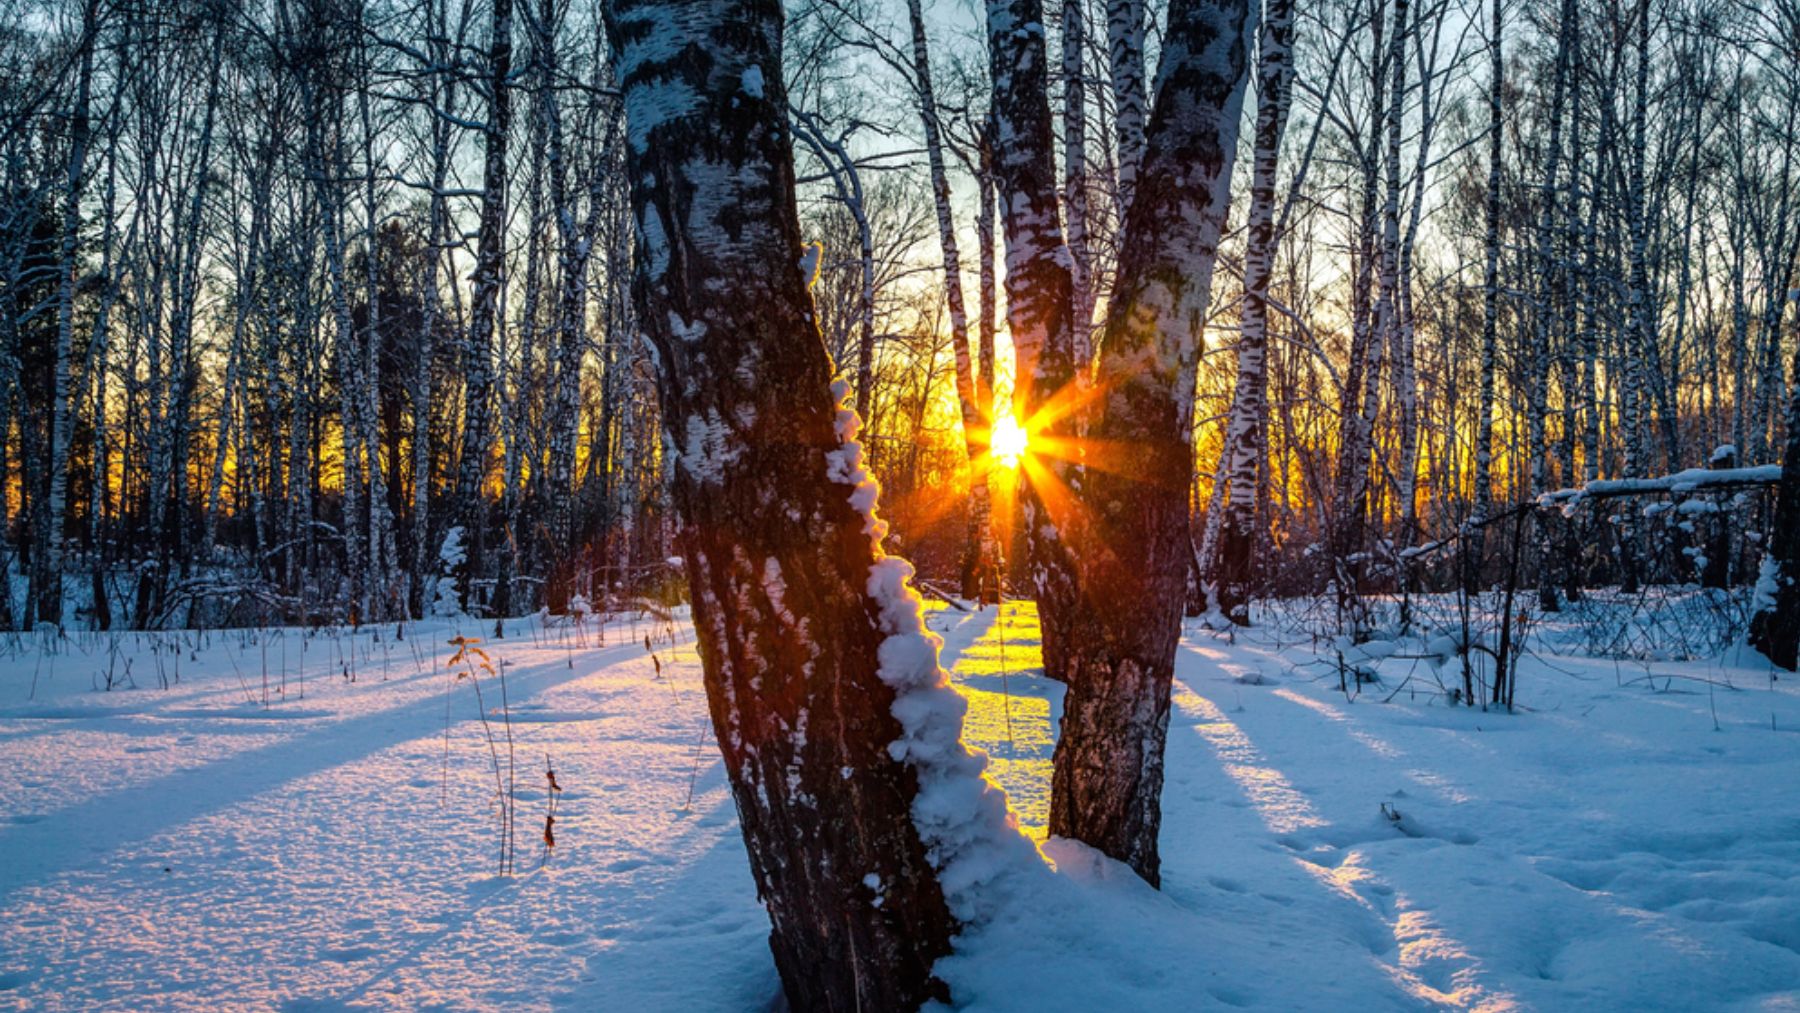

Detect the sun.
[{"left": 989, "top": 415, "right": 1029, "bottom": 469}]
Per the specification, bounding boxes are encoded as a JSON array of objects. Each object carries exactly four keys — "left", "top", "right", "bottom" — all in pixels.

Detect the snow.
[
  {"left": 1752, "top": 555, "right": 1782, "bottom": 614},
  {"left": 828, "top": 384, "right": 1035, "bottom": 923},
  {"left": 1541, "top": 464, "right": 1781, "bottom": 512},
  {"left": 3, "top": 597, "right": 1798, "bottom": 1010},
  {"left": 429, "top": 527, "right": 467, "bottom": 618},
  {"left": 739, "top": 65, "right": 764, "bottom": 100},
  {"left": 678, "top": 408, "right": 740, "bottom": 485}
]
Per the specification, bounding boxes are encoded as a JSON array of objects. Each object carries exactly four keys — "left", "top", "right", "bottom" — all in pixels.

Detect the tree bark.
[
  {"left": 902, "top": 0, "right": 998, "bottom": 603},
  {"left": 987, "top": 0, "right": 1084, "bottom": 680},
  {"left": 455, "top": 0, "right": 514, "bottom": 611},
  {"left": 606, "top": 0, "right": 1020, "bottom": 1005},
  {"left": 1214, "top": 0, "right": 1295, "bottom": 623},
  {"left": 1047, "top": 0, "right": 1253, "bottom": 886},
  {"left": 1469, "top": 0, "right": 1501, "bottom": 592}
]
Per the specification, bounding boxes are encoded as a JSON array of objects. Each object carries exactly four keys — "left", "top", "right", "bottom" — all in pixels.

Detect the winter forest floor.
[{"left": 1, "top": 599, "right": 1798, "bottom": 1011}]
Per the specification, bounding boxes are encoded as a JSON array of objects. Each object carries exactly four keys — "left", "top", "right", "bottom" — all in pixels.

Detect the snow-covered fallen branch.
[{"left": 1538, "top": 465, "right": 1780, "bottom": 512}]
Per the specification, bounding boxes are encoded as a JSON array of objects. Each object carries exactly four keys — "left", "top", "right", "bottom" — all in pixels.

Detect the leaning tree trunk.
[
  {"left": 1045, "top": 0, "right": 1253, "bottom": 887},
  {"left": 903, "top": 0, "right": 997, "bottom": 603},
  {"left": 606, "top": 0, "right": 1022, "bottom": 1007}
]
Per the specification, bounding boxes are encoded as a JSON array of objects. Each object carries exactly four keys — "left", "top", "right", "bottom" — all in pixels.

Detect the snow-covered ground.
[{"left": 2, "top": 600, "right": 1797, "bottom": 1011}]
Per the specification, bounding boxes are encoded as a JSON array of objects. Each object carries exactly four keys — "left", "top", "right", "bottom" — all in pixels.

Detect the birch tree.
[
  {"left": 1213, "top": 0, "right": 1295, "bottom": 623},
  {"left": 605, "top": 0, "right": 1019, "bottom": 1004},
  {"left": 454, "top": 0, "right": 513, "bottom": 609}
]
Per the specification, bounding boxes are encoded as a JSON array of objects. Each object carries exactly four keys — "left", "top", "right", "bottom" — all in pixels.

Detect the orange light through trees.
[{"left": 990, "top": 415, "right": 1029, "bottom": 469}]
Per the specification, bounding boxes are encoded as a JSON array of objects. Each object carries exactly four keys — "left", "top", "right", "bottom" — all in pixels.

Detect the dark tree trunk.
[
  {"left": 1046, "top": 0, "right": 1253, "bottom": 887},
  {"left": 607, "top": 0, "right": 1007, "bottom": 1006},
  {"left": 455, "top": 0, "right": 513, "bottom": 611},
  {"left": 1749, "top": 338, "right": 1800, "bottom": 670}
]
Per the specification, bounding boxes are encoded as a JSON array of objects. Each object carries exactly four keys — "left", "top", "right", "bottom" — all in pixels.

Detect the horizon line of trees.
[{"left": 2, "top": 0, "right": 1797, "bottom": 660}]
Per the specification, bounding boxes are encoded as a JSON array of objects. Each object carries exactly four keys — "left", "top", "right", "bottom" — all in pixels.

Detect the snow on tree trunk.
[
  {"left": 1047, "top": 0, "right": 1253, "bottom": 886},
  {"left": 606, "top": 0, "right": 1025, "bottom": 1005},
  {"left": 1749, "top": 338, "right": 1800, "bottom": 669}
]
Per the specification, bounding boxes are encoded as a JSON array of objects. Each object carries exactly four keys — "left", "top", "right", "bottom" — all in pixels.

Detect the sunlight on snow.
[
  {"left": 1172, "top": 670, "right": 1517, "bottom": 1012},
  {"left": 1173, "top": 685, "right": 1328, "bottom": 836},
  {"left": 1390, "top": 905, "right": 1522, "bottom": 1013},
  {"left": 937, "top": 601, "right": 1058, "bottom": 840}
]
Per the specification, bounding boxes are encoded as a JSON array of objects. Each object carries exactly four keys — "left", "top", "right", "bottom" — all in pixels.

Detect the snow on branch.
[{"left": 1538, "top": 464, "right": 1781, "bottom": 513}]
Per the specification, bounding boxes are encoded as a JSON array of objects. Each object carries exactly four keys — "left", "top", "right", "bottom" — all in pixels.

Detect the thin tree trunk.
[
  {"left": 35, "top": 0, "right": 99, "bottom": 628},
  {"left": 456, "top": 0, "right": 514, "bottom": 611},
  {"left": 903, "top": 0, "right": 996, "bottom": 602},
  {"left": 1469, "top": 0, "right": 1502, "bottom": 591},
  {"left": 1215, "top": 0, "right": 1295, "bottom": 623}
]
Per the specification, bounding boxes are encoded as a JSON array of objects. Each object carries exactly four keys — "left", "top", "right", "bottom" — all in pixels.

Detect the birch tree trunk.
[
  {"left": 1214, "top": 0, "right": 1294, "bottom": 624},
  {"left": 987, "top": 0, "right": 1084, "bottom": 680},
  {"left": 405, "top": 0, "right": 463, "bottom": 616},
  {"left": 1529, "top": 0, "right": 1574, "bottom": 610},
  {"left": 1047, "top": 0, "right": 1253, "bottom": 886},
  {"left": 35, "top": 0, "right": 99, "bottom": 628},
  {"left": 1063, "top": 0, "right": 1094, "bottom": 342},
  {"left": 902, "top": 0, "right": 997, "bottom": 602},
  {"left": 1469, "top": 0, "right": 1502, "bottom": 592},
  {"left": 456, "top": 0, "right": 514, "bottom": 611},
  {"left": 1106, "top": 0, "right": 1148, "bottom": 214},
  {"left": 1617, "top": 0, "right": 1652, "bottom": 594},
  {"left": 1330, "top": 0, "right": 1388, "bottom": 589},
  {"left": 605, "top": 0, "right": 1021, "bottom": 1005}
]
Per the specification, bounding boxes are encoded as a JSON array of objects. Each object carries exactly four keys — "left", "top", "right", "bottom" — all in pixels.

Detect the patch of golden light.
[
  {"left": 946, "top": 601, "right": 1056, "bottom": 840},
  {"left": 989, "top": 415, "right": 1029, "bottom": 469}
]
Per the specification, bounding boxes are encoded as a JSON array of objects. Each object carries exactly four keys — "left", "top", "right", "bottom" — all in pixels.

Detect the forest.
[{"left": 2, "top": 0, "right": 1799, "bottom": 1007}]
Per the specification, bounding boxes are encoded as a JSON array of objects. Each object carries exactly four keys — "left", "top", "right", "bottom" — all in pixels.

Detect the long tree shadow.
[
  {"left": 1168, "top": 638, "right": 1517, "bottom": 1011},
  {"left": 0, "top": 634, "right": 651, "bottom": 904}
]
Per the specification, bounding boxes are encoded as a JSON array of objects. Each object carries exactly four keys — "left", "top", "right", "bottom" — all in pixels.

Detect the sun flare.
[{"left": 990, "top": 416, "right": 1030, "bottom": 469}]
